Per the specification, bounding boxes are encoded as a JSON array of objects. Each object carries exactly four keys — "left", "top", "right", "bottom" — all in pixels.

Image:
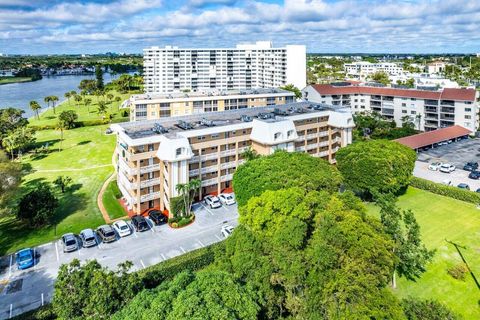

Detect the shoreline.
[{"left": 0, "top": 77, "right": 35, "bottom": 86}]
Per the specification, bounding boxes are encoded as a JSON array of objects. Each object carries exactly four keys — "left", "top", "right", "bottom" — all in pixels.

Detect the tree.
[
  {"left": 233, "top": 151, "right": 342, "bottom": 206},
  {"left": 0, "top": 150, "right": 22, "bottom": 208},
  {"left": 402, "top": 297, "right": 460, "bottom": 320},
  {"left": 53, "top": 175, "right": 72, "bottom": 193},
  {"left": 74, "top": 94, "right": 83, "bottom": 108},
  {"left": 175, "top": 178, "right": 201, "bottom": 217},
  {"left": 64, "top": 92, "right": 71, "bottom": 104},
  {"left": 97, "top": 100, "right": 108, "bottom": 119},
  {"left": 53, "top": 259, "right": 141, "bottom": 320},
  {"left": 377, "top": 194, "right": 434, "bottom": 288},
  {"left": 96, "top": 65, "right": 104, "bottom": 90},
  {"left": 50, "top": 95, "right": 59, "bottom": 114},
  {"left": 241, "top": 146, "right": 259, "bottom": 161},
  {"left": 17, "top": 182, "right": 58, "bottom": 227},
  {"left": 336, "top": 140, "right": 416, "bottom": 196},
  {"left": 1, "top": 126, "right": 36, "bottom": 158},
  {"left": 0, "top": 108, "right": 29, "bottom": 140},
  {"left": 280, "top": 84, "right": 301, "bottom": 98},
  {"left": 370, "top": 71, "right": 391, "bottom": 85},
  {"left": 58, "top": 110, "right": 78, "bottom": 129},
  {"left": 29, "top": 100, "right": 41, "bottom": 120},
  {"left": 44, "top": 95, "right": 52, "bottom": 111},
  {"left": 78, "top": 79, "right": 97, "bottom": 95},
  {"left": 107, "top": 93, "right": 114, "bottom": 103},
  {"left": 84, "top": 98, "right": 92, "bottom": 113}
]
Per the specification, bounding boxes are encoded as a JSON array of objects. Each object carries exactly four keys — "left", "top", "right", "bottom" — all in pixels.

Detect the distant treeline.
[{"left": 13, "top": 68, "right": 42, "bottom": 81}]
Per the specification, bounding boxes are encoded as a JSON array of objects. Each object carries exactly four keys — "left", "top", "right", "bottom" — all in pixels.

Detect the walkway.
[{"left": 35, "top": 164, "right": 112, "bottom": 173}]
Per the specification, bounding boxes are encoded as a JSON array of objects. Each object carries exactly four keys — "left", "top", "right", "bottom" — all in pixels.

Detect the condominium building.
[
  {"left": 302, "top": 84, "right": 478, "bottom": 132},
  {"left": 143, "top": 41, "right": 306, "bottom": 94},
  {"left": 111, "top": 102, "right": 354, "bottom": 215},
  {"left": 128, "top": 88, "right": 296, "bottom": 122},
  {"left": 344, "top": 62, "right": 404, "bottom": 79}
]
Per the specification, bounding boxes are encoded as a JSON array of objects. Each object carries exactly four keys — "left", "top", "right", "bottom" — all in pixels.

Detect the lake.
[{"left": 0, "top": 73, "right": 118, "bottom": 118}]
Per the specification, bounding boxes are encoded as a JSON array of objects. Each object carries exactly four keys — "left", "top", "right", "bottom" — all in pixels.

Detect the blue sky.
[{"left": 0, "top": 0, "right": 479, "bottom": 54}]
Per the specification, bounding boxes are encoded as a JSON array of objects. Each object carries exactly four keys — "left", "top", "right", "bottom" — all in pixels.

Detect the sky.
[{"left": 0, "top": 0, "right": 479, "bottom": 54}]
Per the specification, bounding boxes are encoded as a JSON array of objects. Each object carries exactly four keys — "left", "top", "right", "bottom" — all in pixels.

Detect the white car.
[
  {"left": 221, "top": 225, "right": 235, "bottom": 238},
  {"left": 112, "top": 220, "right": 132, "bottom": 237},
  {"left": 218, "top": 193, "right": 236, "bottom": 205},
  {"left": 428, "top": 162, "right": 443, "bottom": 171},
  {"left": 204, "top": 195, "right": 222, "bottom": 209},
  {"left": 439, "top": 163, "right": 456, "bottom": 173}
]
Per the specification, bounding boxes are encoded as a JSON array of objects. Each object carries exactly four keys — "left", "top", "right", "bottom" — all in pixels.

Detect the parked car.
[
  {"left": 437, "top": 141, "right": 448, "bottom": 146},
  {"left": 221, "top": 225, "right": 235, "bottom": 238},
  {"left": 218, "top": 193, "right": 236, "bottom": 205},
  {"left": 428, "top": 162, "right": 443, "bottom": 171},
  {"left": 476, "top": 188, "right": 480, "bottom": 193},
  {"left": 97, "top": 225, "right": 116, "bottom": 243},
  {"left": 61, "top": 233, "right": 78, "bottom": 252},
  {"left": 148, "top": 210, "right": 168, "bottom": 226},
  {"left": 105, "top": 128, "right": 113, "bottom": 134},
  {"left": 15, "top": 248, "right": 34, "bottom": 270},
  {"left": 131, "top": 215, "right": 149, "bottom": 232},
  {"left": 79, "top": 229, "right": 97, "bottom": 248},
  {"left": 463, "top": 162, "right": 479, "bottom": 171},
  {"left": 442, "top": 179, "right": 453, "bottom": 186},
  {"left": 204, "top": 195, "right": 222, "bottom": 209},
  {"left": 457, "top": 183, "right": 470, "bottom": 190},
  {"left": 113, "top": 220, "right": 132, "bottom": 237},
  {"left": 439, "top": 163, "right": 456, "bottom": 173},
  {"left": 469, "top": 171, "right": 480, "bottom": 180}
]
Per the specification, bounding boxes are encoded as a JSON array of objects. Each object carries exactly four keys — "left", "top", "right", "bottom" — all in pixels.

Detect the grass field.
[
  {"left": 0, "top": 76, "right": 33, "bottom": 85},
  {"left": 366, "top": 187, "right": 480, "bottom": 319},
  {"left": 0, "top": 125, "right": 116, "bottom": 255},
  {"left": 102, "top": 178, "right": 128, "bottom": 220},
  {"left": 28, "top": 89, "right": 131, "bottom": 127}
]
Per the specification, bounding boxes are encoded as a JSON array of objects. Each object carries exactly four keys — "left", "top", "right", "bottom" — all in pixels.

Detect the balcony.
[
  {"left": 140, "top": 191, "right": 161, "bottom": 203},
  {"left": 118, "top": 157, "right": 137, "bottom": 176},
  {"left": 220, "top": 174, "right": 234, "bottom": 182},
  {"left": 306, "top": 144, "right": 318, "bottom": 151},
  {"left": 295, "top": 146, "right": 306, "bottom": 152},
  {"left": 201, "top": 178, "right": 218, "bottom": 187},
  {"left": 315, "top": 151, "right": 329, "bottom": 157},
  {"left": 139, "top": 164, "right": 161, "bottom": 174},
  {"left": 139, "top": 178, "right": 160, "bottom": 188}
]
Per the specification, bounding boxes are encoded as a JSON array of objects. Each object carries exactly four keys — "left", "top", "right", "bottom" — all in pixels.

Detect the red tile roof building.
[
  {"left": 395, "top": 125, "right": 472, "bottom": 150},
  {"left": 302, "top": 84, "right": 478, "bottom": 132}
]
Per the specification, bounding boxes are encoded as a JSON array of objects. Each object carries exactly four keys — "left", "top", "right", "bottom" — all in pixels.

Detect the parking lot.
[
  {"left": 415, "top": 138, "right": 480, "bottom": 191},
  {"left": 0, "top": 202, "right": 239, "bottom": 319}
]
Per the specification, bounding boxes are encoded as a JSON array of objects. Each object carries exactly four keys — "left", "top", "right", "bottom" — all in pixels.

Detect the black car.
[
  {"left": 131, "top": 215, "right": 149, "bottom": 232},
  {"left": 148, "top": 210, "right": 168, "bottom": 226},
  {"left": 476, "top": 188, "right": 480, "bottom": 193},
  {"left": 463, "top": 162, "right": 478, "bottom": 171},
  {"left": 469, "top": 171, "right": 480, "bottom": 180},
  {"left": 457, "top": 183, "right": 470, "bottom": 190},
  {"left": 97, "top": 225, "right": 116, "bottom": 243}
]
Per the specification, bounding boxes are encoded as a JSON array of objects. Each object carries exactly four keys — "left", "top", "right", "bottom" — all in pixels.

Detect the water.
[{"left": 0, "top": 73, "right": 118, "bottom": 117}]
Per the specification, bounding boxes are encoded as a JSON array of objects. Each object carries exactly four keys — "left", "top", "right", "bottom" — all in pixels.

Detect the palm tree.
[
  {"left": 44, "top": 96, "right": 51, "bottom": 111},
  {"left": 74, "top": 94, "right": 83, "bottom": 108},
  {"left": 97, "top": 100, "right": 108, "bottom": 119},
  {"left": 29, "top": 101, "right": 41, "bottom": 120},
  {"left": 84, "top": 98, "right": 92, "bottom": 113},
  {"left": 64, "top": 92, "right": 71, "bottom": 105},
  {"left": 175, "top": 179, "right": 201, "bottom": 217},
  {"left": 2, "top": 135, "right": 17, "bottom": 159},
  {"left": 50, "top": 96, "right": 59, "bottom": 114}
]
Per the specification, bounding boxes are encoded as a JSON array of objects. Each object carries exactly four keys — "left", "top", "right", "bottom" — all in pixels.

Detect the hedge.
[
  {"left": 138, "top": 241, "right": 224, "bottom": 289},
  {"left": 410, "top": 177, "right": 480, "bottom": 204},
  {"left": 29, "top": 117, "right": 129, "bottom": 131}
]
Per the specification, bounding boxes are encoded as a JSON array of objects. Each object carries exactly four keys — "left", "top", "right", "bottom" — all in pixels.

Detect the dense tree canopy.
[
  {"left": 336, "top": 140, "right": 416, "bottom": 196},
  {"left": 233, "top": 151, "right": 342, "bottom": 206},
  {"left": 0, "top": 150, "right": 22, "bottom": 209},
  {"left": 17, "top": 181, "right": 58, "bottom": 227}
]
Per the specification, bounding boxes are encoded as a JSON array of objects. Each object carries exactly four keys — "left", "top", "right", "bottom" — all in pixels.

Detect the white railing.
[
  {"left": 118, "top": 157, "right": 137, "bottom": 176},
  {"left": 220, "top": 149, "right": 236, "bottom": 157},
  {"left": 238, "top": 146, "right": 249, "bottom": 153},
  {"left": 316, "top": 151, "right": 329, "bottom": 157},
  {"left": 140, "top": 178, "right": 160, "bottom": 188},
  {"left": 140, "top": 191, "right": 161, "bottom": 202},
  {"left": 306, "top": 133, "right": 317, "bottom": 140},
  {"left": 189, "top": 169, "right": 199, "bottom": 176},
  {"left": 295, "top": 135, "right": 305, "bottom": 142},
  {"left": 319, "top": 131, "right": 329, "bottom": 137},
  {"left": 318, "top": 141, "right": 330, "bottom": 147},
  {"left": 306, "top": 144, "right": 318, "bottom": 150},
  {"left": 201, "top": 178, "right": 218, "bottom": 187},
  {"left": 295, "top": 146, "right": 306, "bottom": 152},
  {"left": 220, "top": 161, "right": 237, "bottom": 170},
  {"left": 332, "top": 146, "right": 340, "bottom": 153},
  {"left": 139, "top": 164, "right": 161, "bottom": 174},
  {"left": 220, "top": 173, "right": 234, "bottom": 182}
]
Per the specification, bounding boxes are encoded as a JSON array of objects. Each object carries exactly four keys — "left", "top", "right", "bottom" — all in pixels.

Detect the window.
[
  {"left": 402, "top": 103, "right": 406, "bottom": 107},
  {"left": 411, "top": 111, "right": 416, "bottom": 114},
  {"left": 274, "top": 132, "right": 282, "bottom": 140},
  {"left": 402, "top": 110, "right": 407, "bottom": 114},
  {"left": 465, "top": 115, "right": 471, "bottom": 119},
  {"left": 465, "top": 108, "right": 472, "bottom": 112},
  {"left": 176, "top": 148, "right": 183, "bottom": 156},
  {"left": 287, "top": 130, "right": 294, "bottom": 138}
]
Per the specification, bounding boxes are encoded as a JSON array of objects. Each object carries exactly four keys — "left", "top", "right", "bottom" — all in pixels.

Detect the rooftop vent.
[
  {"left": 241, "top": 115, "right": 253, "bottom": 122},
  {"left": 176, "top": 120, "right": 194, "bottom": 130},
  {"left": 273, "top": 108, "right": 288, "bottom": 116},
  {"left": 201, "top": 118, "right": 215, "bottom": 127},
  {"left": 257, "top": 112, "right": 275, "bottom": 120},
  {"left": 152, "top": 123, "right": 168, "bottom": 134}
]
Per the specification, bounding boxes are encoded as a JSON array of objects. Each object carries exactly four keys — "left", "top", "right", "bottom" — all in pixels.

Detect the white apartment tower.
[{"left": 143, "top": 41, "right": 306, "bottom": 94}]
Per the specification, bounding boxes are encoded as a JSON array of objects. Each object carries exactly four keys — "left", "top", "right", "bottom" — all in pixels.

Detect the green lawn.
[
  {"left": 366, "top": 187, "right": 480, "bottom": 319},
  {"left": 0, "top": 125, "right": 116, "bottom": 255},
  {"left": 102, "top": 178, "right": 128, "bottom": 220},
  {"left": 0, "top": 76, "right": 32, "bottom": 85},
  {"left": 29, "top": 89, "right": 131, "bottom": 127}
]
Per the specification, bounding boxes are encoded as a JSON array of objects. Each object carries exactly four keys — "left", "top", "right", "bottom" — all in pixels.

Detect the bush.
[
  {"left": 447, "top": 263, "right": 468, "bottom": 281},
  {"left": 139, "top": 241, "right": 223, "bottom": 289},
  {"left": 410, "top": 177, "right": 480, "bottom": 204},
  {"left": 29, "top": 124, "right": 57, "bottom": 131},
  {"left": 402, "top": 297, "right": 461, "bottom": 320},
  {"left": 121, "top": 109, "right": 130, "bottom": 117},
  {"left": 11, "top": 305, "right": 55, "bottom": 320},
  {"left": 75, "top": 119, "right": 108, "bottom": 127},
  {"left": 170, "top": 196, "right": 184, "bottom": 218}
]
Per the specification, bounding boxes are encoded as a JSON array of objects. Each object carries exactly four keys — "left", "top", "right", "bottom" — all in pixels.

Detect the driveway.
[
  {"left": 414, "top": 161, "right": 480, "bottom": 191},
  {"left": 0, "top": 202, "right": 239, "bottom": 319},
  {"left": 417, "top": 138, "right": 480, "bottom": 169}
]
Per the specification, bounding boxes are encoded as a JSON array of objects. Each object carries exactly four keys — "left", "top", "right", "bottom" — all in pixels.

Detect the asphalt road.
[
  {"left": 0, "top": 202, "right": 239, "bottom": 319},
  {"left": 414, "top": 161, "right": 480, "bottom": 191}
]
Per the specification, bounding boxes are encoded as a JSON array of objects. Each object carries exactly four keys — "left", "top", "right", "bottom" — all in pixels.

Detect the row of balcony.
[
  {"left": 119, "top": 157, "right": 161, "bottom": 176},
  {"left": 191, "top": 146, "right": 249, "bottom": 162}
]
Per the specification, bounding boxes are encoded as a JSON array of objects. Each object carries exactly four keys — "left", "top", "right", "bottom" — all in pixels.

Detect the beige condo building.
[
  {"left": 128, "top": 88, "right": 296, "bottom": 122},
  {"left": 112, "top": 102, "right": 354, "bottom": 215}
]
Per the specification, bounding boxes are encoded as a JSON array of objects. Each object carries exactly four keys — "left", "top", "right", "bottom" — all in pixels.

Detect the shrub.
[
  {"left": 121, "top": 109, "right": 130, "bottom": 117},
  {"left": 402, "top": 297, "right": 461, "bottom": 320},
  {"left": 410, "top": 177, "right": 480, "bottom": 204},
  {"left": 75, "top": 119, "right": 108, "bottom": 127},
  {"left": 170, "top": 196, "right": 184, "bottom": 218},
  {"left": 29, "top": 124, "right": 57, "bottom": 131},
  {"left": 447, "top": 263, "right": 468, "bottom": 281}
]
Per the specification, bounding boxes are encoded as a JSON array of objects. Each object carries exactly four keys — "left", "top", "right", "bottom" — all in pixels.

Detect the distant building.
[
  {"left": 143, "top": 41, "right": 306, "bottom": 94},
  {"left": 427, "top": 61, "right": 446, "bottom": 74},
  {"left": 390, "top": 73, "right": 461, "bottom": 89},
  {"left": 128, "top": 88, "right": 296, "bottom": 122},
  {"left": 302, "top": 83, "right": 478, "bottom": 132},
  {"left": 344, "top": 61, "right": 404, "bottom": 80}
]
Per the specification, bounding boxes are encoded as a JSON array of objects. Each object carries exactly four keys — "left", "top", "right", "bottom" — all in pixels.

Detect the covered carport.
[{"left": 395, "top": 125, "right": 472, "bottom": 152}]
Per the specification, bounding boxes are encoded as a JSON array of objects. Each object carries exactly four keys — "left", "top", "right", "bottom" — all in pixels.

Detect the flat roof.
[
  {"left": 395, "top": 125, "right": 472, "bottom": 149},
  {"left": 311, "top": 84, "right": 477, "bottom": 101},
  {"left": 116, "top": 101, "right": 344, "bottom": 140}
]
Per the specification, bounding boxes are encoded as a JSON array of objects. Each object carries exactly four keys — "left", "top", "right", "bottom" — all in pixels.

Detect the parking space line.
[
  {"left": 54, "top": 242, "right": 59, "bottom": 262},
  {"left": 33, "top": 248, "right": 36, "bottom": 270},
  {"left": 41, "top": 293, "right": 44, "bottom": 306},
  {"left": 8, "top": 254, "right": 13, "bottom": 278},
  {"left": 133, "top": 232, "right": 138, "bottom": 238},
  {"left": 215, "top": 234, "right": 222, "bottom": 241},
  {"left": 202, "top": 204, "right": 214, "bottom": 216},
  {"left": 140, "top": 259, "right": 146, "bottom": 269},
  {"left": 38, "top": 243, "right": 50, "bottom": 248},
  {"left": 198, "top": 240, "right": 205, "bottom": 248},
  {"left": 180, "top": 246, "right": 186, "bottom": 254},
  {"left": 9, "top": 304, "right": 12, "bottom": 319}
]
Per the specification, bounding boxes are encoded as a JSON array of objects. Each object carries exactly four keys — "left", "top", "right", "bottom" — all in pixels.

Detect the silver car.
[
  {"left": 61, "top": 233, "right": 78, "bottom": 252},
  {"left": 79, "top": 228, "right": 97, "bottom": 248}
]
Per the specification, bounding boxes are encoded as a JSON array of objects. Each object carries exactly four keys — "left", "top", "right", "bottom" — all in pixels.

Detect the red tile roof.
[
  {"left": 394, "top": 125, "right": 472, "bottom": 149},
  {"left": 311, "top": 84, "right": 476, "bottom": 101}
]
